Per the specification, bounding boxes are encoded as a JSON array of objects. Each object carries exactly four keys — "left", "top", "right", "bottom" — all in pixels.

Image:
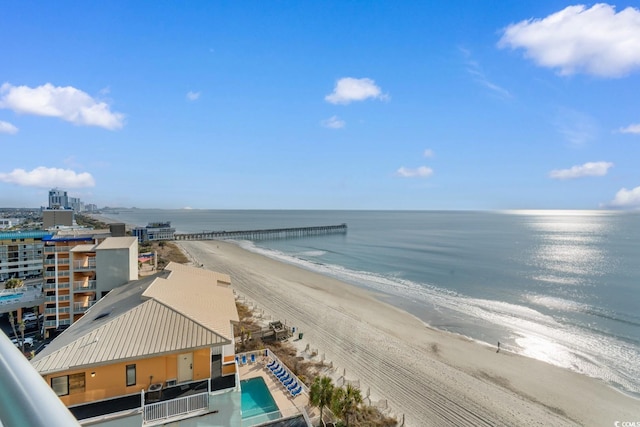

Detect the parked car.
[
  {"left": 22, "top": 313, "right": 43, "bottom": 323},
  {"left": 11, "top": 337, "right": 34, "bottom": 347}
]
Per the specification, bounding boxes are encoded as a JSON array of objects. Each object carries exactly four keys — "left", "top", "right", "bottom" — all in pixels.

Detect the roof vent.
[{"left": 93, "top": 311, "right": 111, "bottom": 321}]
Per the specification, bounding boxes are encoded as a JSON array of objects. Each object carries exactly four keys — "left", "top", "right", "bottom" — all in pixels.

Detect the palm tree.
[
  {"left": 4, "top": 278, "right": 24, "bottom": 289},
  {"left": 8, "top": 311, "right": 23, "bottom": 352},
  {"left": 331, "top": 384, "right": 362, "bottom": 427},
  {"left": 309, "top": 376, "right": 335, "bottom": 426}
]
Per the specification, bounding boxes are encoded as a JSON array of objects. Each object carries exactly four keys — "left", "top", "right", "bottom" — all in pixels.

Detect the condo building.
[
  {"left": 0, "top": 230, "right": 51, "bottom": 282},
  {"left": 42, "top": 230, "right": 138, "bottom": 338}
]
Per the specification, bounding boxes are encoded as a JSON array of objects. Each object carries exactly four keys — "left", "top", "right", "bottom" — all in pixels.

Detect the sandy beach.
[{"left": 176, "top": 239, "right": 638, "bottom": 427}]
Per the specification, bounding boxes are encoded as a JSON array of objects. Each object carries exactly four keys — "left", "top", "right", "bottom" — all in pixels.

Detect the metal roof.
[
  {"left": 95, "top": 236, "right": 137, "bottom": 250},
  {"left": 31, "top": 264, "right": 239, "bottom": 375}
]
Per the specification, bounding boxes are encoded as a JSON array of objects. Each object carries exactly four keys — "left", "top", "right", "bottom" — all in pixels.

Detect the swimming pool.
[
  {"left": 241, "top": 376, "right": 281, "bottom": 425},
  {"left": 0, "top": 293, "right": 23, "bottom": 303}
]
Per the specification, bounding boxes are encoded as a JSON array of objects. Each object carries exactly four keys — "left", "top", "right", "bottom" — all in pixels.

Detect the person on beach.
[{"left": 497, "top": 341, "right": 501, "bottom": 353}]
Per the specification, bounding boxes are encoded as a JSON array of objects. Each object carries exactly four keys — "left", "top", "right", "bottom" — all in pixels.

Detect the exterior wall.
[
  {"left": 43, "top": 210, "right": 74, "bottom": 228},
  {"left": 95, "top": 245, "right": 137, "bottom": 297},
  {"left": 43, "top": 348, "right": 211, "bottom": 407}
]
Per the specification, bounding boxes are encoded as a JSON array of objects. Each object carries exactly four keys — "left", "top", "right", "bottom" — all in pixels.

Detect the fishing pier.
[{"left": 173, "top": 223, "right": 347, "bottom": 241}]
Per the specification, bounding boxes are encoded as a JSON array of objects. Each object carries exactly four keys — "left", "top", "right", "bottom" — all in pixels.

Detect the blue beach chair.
[
  {"left": 272, "top": 366, "right": 284, "bottom": 376},
  {"left": 241, "top": 354, "right": 247, "bottom": 365},
  {"left": 266, "top": 360, "right": 277, "bottom": 369},
  {"left": 290, "top": 385, "right": 302, "bottom": 397},
  {"left": 235, "top": 355, "right": 239, "bottom": 365},
  {"left": 250, "top": 354, "right": 256, "bottom": 364},
  {"left": 282, "top": 376, "right": 294, "bottom": 387},
  {"left": 279, "top": 373, "right": 290, "bottom": 383},
  {"left": 287, "top": 381, "right": 298, "bottom": 392},
  {"left": 277, "top": 369, "right": 289, "bottom": 380}
]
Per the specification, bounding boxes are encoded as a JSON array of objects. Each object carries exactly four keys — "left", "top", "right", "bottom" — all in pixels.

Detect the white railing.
[
  {"left": 44, "top": 282, "right": 69, "bottom": 290},
  {"left": 45, "top": 295, "right": 70, "bottom": 302},
  {"left": 44, "top": 246, "right": 71, "bottom": 253},
  {"left": 73, "top": 301, "right": 96, "bottom": 312},
  {"left": 44, "top": 258, "right": 69, "bottom": 265},
  {"left": 73, "top": 258, "right": 96, "bottom": 270},
  {"left": 143, "top": 392, "right": 209, "bottom": 424},
  {"left": 44, "top": 271, "right": 70, "bottom": 277},
  {"left": 73, "top": 280, "right": 96, "bottom": 291}
]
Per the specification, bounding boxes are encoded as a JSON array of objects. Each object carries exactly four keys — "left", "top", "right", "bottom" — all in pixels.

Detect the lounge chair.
[
  {"left": 277, "top": 369, "right": 289, "bottom": 380},
  {"left": 250, "top": 354, "right": 256, "bottom": 363},
  {"left": 287, "top": 381, "right": 298, "bottom": 391},
  {"left": 282, "top": 376, "right": 294, "bottom": 387},
  {"left": 235, "top": 355, "right": 239, "bottom": 365},
  {"left": 266, "top": 360, "right": 277, "bottom": 369},
  {"left": 272, "top": 366, "right": 284, "bottom": 376},
  {"left": 290, "top": 385, "right": 302, "bottom": 397},
  {"left": 241, "top": 354, "right": 247, "bottom": 365},
  {"left": 279, "top": 373, "right": 290, "bottom": 384}
]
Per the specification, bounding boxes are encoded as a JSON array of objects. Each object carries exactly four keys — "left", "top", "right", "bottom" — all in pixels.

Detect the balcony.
[
  {"left": 73, "top": 301, "right": 96, "bottom": 313},
  {"left": 45, "top": 306, "right": 70, "bottom": 315},
  {"left": 45, "top": 295, "right": 70, "bottom": 302},
  {"left": 44, "top": 271, "right": 70, "bottom": 278},
  {"left": 44, "top": 246, "right": 71, "bottom": 253},
  {"left": 73, "top": 258, "right": 96, "bottom": 271},
  {"left": 44, "top": 318, "right": 71, "bottom": 328},
  {"left": 73, "top": 280, "right": 97, "bottom": 291},
  {"left": 69, "top": 376, "right": 236, "bottom": 424},
  {"left": 44, "top": 258, "right": 69, "bottom": 265},
  {"left": 44, "top": 282, "right": 70, "bottom": 290}
]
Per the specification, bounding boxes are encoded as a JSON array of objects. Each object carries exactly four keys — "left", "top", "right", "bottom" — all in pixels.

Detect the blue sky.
[{"left": 1, "top": 2, "right": 640, "bottom": 210}]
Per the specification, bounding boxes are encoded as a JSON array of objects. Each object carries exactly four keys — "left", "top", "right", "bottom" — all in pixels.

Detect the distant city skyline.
[{"left": 1, "top": 2, "right": 639, "bottom": 210}]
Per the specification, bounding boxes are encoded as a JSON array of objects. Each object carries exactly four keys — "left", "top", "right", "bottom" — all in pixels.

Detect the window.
[
  {"left": 51, "top": 376, "right": 68, "bottom": 396},
  {"left": 126, "top": 364, "right": 136, "bottom": 386},
  {"left": 51, "top": 373, "right": 85, "bottom": 396}
]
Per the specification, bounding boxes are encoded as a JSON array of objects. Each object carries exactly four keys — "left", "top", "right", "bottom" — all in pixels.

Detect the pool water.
[{"left": 241, "top": 377, "right": 281, "bottom": 424}]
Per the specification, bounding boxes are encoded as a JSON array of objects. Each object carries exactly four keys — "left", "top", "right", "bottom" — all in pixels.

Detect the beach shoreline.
[{"left": 177, "top": 239, "right": 639, "bottom": 427}]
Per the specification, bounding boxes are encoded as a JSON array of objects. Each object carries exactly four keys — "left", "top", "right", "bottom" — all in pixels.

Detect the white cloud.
[
  {"left": 549, "top": 161, "right": 613, "bottom": 179},
  {"left": 0, "top": 167, "right": 95, "bottom": 188},
  {"left": 619, "top": 123, "right": 640, "bottom": 134},
  {"left": 0, "top": 83, "right": 124, "bottom": 130},
  {"left": 325, "top": 77, "right": 388, "bottom": 105},
  {"left": 609, "top": 186, "right": 640, "bottom": 207},
  {"left": 186, "top": 91, "right": 201, "bottom": 101},
  {"left": 498, "top": 4, "right": 640, "bottom": 77},
  {"left": 395, "top": 166, "right": 433, "bottom": 178},
  {"left": 0, "top": 120, "right": 18, "bottom": 134},
  {"left": 423, "top": 149, "right": 434, "bottom": 158},
  {"left": 321, "top": 115, "right": 345, "bottom": 129}
]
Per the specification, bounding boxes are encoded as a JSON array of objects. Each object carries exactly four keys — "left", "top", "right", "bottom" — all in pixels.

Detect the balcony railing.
[
  {"left": 44, "top": 282, "right": 69, "bottom": 290},
  {"left": 44, "top": 318, "right": 71, "bottom": 328},
  {"left": 44, "top": 258, "right": 69, "bottom": 265},
  {"left": 73, "top": 301, "right": 96, "bottom": 313},
  {"left": 45, "top": 295, "right": 70, "bottom": 302},
  {"left": 45, "top": 306, "right": 70, "bottom": 315},
  {"left": 44, "top": 246, "right": 71, "bottom": 253},
  {"left": 73, "top": 259, "right": 96, "bottom": 270},
  {"left": 44, "top": 271, "right": 70, "bottom": 278},
  {"left": 73, "top": 280, "right": 96, "bottom": 291},
  {"left": 143, "top": 392, "right": 209, "bottom": 424}
]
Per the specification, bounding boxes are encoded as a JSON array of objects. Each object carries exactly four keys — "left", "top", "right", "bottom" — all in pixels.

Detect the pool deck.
[{"left": 238, "top": 357, "right": 317, "bottom": 420}]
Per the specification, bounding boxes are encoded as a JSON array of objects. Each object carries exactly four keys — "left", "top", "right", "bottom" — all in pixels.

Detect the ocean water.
[{"left": 102, "top": 209, "right": 640, "bottom": 397}]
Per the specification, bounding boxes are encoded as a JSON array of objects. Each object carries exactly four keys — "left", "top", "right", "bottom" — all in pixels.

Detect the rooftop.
[
  {"left": 0, "top": 230, "right": 52, "bottom": 240},
  {"left": 32, "top": 263, "right": 238, "bottom": 375},
  {"left": 95, "top": 236, "right": 137, "bottom": 250}
]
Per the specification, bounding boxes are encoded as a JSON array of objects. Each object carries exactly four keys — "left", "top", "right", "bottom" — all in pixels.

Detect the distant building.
[
  {"left": 131, "top": 221, "right": 175, "bottom": 243},
  {"left": 0, "top": 230, "right": 52, "bottom": 282},
  {"left": 42, "top": 230, "right": 138, "bottom": 338},
  {"left": 43, "top": 209, "right": 74, "bottom": 229},
  {"left": 68, "top": 197, "right": 83, "bottom": 213},
  {"left": 48, "top": 189, "right": 69, "bottom": 209},
  {"left": 0, "top": 218, "right": 24, "bottom": 229},
  {"left": 84, "top": 204, "right": 98, "bottom": 213}
]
